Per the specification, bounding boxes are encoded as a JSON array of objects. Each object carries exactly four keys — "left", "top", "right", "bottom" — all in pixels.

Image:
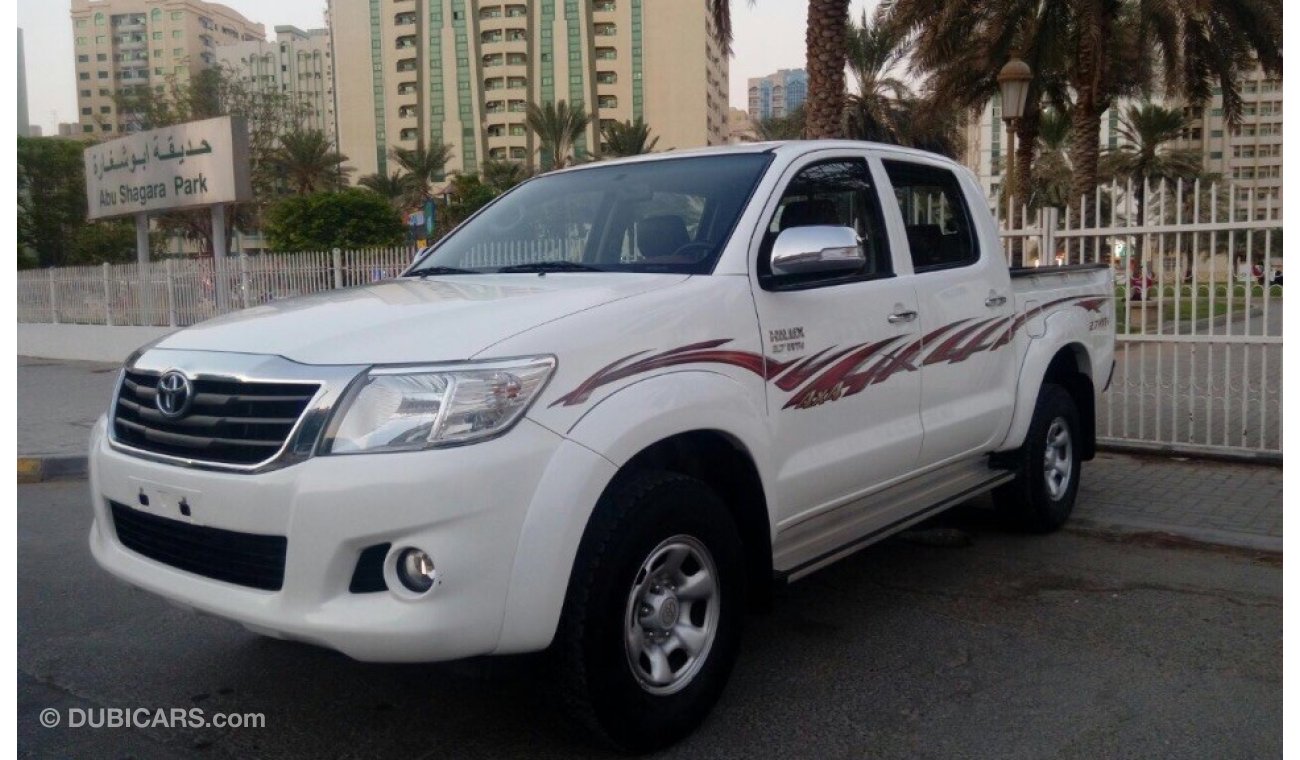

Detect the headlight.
[{"left": 322, "top": 356, "right": 555, "bottom": 454}]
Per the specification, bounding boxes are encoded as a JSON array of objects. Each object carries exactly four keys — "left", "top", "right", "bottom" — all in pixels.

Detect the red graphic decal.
[
  {"left": 548, "top": 339, "right": 789, "bottom": 407},
  {"left": 549, "top": 296, "right": 1111, "bottom": 409},
  {"left": 783, "top": 336, "right": 904, "bottom": 409}
]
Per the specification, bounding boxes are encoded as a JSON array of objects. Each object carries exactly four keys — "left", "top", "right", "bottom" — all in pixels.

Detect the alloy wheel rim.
[
  {"left": 623, "top": 534, "right": 720, "bottom": 696},
  {"left": 1043, "top": 417, "right": 1073, "bottom": 500}
]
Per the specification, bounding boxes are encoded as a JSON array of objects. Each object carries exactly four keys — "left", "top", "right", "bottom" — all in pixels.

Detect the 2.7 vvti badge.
[{"left": 88, "top": 141, "right": 1115, "bottom": 752}]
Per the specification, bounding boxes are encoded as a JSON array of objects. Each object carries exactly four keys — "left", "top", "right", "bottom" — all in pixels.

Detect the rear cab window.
[{"left": 881, "top": 160, "right": 979, "bottom": 272}]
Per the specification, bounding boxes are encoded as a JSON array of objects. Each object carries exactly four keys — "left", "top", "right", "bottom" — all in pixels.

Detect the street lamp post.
[{"left": 997, "top": 58, "right": 1033, "bottom": 216}]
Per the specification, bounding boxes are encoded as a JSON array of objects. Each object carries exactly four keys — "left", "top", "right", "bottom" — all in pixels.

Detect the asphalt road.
[{"left": 19, "top": 480, "right": 1280, "bottom": 759}]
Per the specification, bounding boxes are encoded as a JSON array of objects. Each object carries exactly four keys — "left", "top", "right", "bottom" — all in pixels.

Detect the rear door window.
[{"left": 881, "top": 160, "right": 978, "bottom": 272}]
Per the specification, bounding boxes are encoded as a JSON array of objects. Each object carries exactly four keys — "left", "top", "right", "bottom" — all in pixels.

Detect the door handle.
[
  {"left": 985, "top": 294, "right": 1008, "bottom": 308},
  {"left": 887, "top": 309, "right": 918, "bottom": 324}
]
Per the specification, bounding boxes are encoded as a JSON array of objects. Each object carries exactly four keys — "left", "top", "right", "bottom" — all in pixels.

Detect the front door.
[{"left": 749, "top": 152, "right": 924, "bottom": 558}]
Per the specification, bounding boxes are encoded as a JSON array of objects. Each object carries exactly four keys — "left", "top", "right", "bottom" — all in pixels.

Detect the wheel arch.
[{"left": 999, "top": 341, "right": 1097, "bottom": 460}]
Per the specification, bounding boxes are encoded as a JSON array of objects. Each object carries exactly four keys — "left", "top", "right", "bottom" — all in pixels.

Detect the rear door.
[
  {"left": 878, "top": 157, "right": 1017, "bottom": 466},
  {"left": 748, "top": 150, "right": 923, "bottom": 534}
]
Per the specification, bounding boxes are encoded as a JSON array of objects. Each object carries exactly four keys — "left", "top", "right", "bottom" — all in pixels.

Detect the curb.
[
  {"left": 1070, "top": 516, "right": 1282, "bottom": 555},
  {"left": 17, "top": 456, "right": 89, "bottom": 484},
  {"left": 1097, "top": 440, "right": 1282, "bottom": 467}
]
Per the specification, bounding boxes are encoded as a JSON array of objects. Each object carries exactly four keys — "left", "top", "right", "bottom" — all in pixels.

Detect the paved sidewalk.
[
  {"left": 17, "top": 357, "right": 1282, "bottom": 551},
  {"left": 17, "top": 357, "right": 119, "bottom": 458}
]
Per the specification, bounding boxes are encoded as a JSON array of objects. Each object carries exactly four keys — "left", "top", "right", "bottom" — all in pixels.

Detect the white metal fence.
[
  {"left": 999, "top": 178, "right": 1281, "bottom": 459},
  {"left": 16, "top": 180, "right": 1282, "bottom": 457}
]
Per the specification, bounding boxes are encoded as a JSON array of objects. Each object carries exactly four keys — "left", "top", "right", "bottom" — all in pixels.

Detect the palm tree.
[
  {"left": 842, "top": 11, "right": 910, "bottom": 143},
  {"left": 754, "top": 105, "right": 805, "bottom": 140},
  {"left": 268, "top": 129, "right": 352, "bottom": 195},
  {"left": 358, "top": 170, "right": 413, "bottom": 210},
  {"left": 601, "top": 118, "right": 660, "bottom": 157},
  {"left": 1027, "top": 107, "right": 1073, "bottom": 210},
  {"left": 706, "top": 0, "right": 849, "bottom": 138},
  {"left": 1101, "top": 103, "right": 1202, "bottom": 221},
  {"left": 525, "top": 100, "right": 591, "bottom": 169},
  {"left": 885, "top": 0, "right": 1073, "bottom": 205},
  {"left": 803, "top": 0, "right": 852, "bottom": 138},
  {"left": 390, "top": 141, "right": 455, "bottom": 207},
  {"left": 892, "top": 0, "right": 1280, "bottom": 205},
  {"left": 481, "top": 159, "right": 530, "bottom": 193}
]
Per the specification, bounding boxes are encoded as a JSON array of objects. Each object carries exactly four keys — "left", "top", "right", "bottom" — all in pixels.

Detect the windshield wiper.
[
  {"left": 496, "top": 261, "right": 605, "bottom": 273},
  {"left": 404, "top": 266, "right": 476, "bottom": 277}
]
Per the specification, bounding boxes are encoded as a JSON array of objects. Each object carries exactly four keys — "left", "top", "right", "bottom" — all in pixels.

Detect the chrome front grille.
[{"left": 113, "top": 369, "right": 321, "bottom": 466}]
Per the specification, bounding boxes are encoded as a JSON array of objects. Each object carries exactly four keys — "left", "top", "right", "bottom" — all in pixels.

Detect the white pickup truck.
[{"left": 90, "top": 141, "right": 1114, "bottom": 750}]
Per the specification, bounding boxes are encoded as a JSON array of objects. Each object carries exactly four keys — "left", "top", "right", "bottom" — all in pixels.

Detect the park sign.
[{"left": 83, "top": 115, "right": 252, "bottom": 220}]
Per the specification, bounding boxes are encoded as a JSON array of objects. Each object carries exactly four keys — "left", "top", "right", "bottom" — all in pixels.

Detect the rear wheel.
[
  {"left": 557, "top": 471, "right": 743, "bottom": 752},
  {"left": 995, "top": 384, "right": 1082, "bottom": 532}
]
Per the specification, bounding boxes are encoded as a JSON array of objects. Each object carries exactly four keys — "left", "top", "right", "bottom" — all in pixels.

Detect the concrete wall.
[{"left": 18, "top": 324, "right": 174, "bottom": 364}]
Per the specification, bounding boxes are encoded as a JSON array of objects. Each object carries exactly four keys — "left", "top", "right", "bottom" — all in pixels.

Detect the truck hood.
[{"left": 154, "top": 273, "right": 689, "bottom": 365}]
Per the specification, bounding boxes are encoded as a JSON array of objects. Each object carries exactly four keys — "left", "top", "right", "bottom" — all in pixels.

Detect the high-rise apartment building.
[
  {"left": 70, "top": 0, "right": 264, "bottom": 137},
  {"left": 216, "top": 25, "right": 338, "bottom": 142},
  {"left": 1173, "top": 67, "right": 1283, "bottom": 221},
  {"left": 746, "top": 68, "right": 806, "bottom": 122},
  {"left": 962, "top": 65, "right": 1281, "bottom": 218},
  {"left": 19, "top": 29, "right": 31, "bottom": 138},
  {"left": 329, "top": 0, "right": 730, "bottom": 180}
]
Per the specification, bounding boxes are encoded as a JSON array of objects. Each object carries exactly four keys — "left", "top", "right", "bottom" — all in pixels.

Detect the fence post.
[
  {"left": 47, "top": 269, "right": 59, "bottom": 324},
  {"left": 101, "top": 262, "right": 114, "bottom": 326},
  {"left": 331, "top": 247, "right": 343, "bottom": 289},
  {"left": 164, "top": 258, "right": 177, "bottom": 327},
  {"left": 238, "top": 253, "right": 251, "bottom": 308},
  {"left": 1040, "top": 206, "right": 1058, "bottom": 266}
]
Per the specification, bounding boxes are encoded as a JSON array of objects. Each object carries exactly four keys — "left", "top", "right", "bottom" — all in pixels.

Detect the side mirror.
[{"left": 770, "top": 225, "right": 864, "bottom": 277}]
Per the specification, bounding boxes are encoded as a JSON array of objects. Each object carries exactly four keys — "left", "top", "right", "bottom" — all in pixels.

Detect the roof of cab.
[{"left": 547, "top": 139, "right": 960, "bottom": 175}]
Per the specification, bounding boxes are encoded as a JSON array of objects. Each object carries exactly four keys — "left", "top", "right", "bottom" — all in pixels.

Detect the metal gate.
[{"left": 999, "top": 178, "right": 1282, "bottom": 459}]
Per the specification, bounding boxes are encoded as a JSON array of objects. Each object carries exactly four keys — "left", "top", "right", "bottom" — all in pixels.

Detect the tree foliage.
[
  {"left": 601, "top": 118, "right": 660, "bottom": 156},
  {"left": 17, "top": 136, "right": 158, "bottom": 268},
  {"left": 358, "top": 170, "right": 414, "bottom": 209},
  {"left": 842, "top": 11, "right": 960, "bottom": 157},
  {"left": 526, "top": 100, "right": 591, "bottom": 169},
  {"left": 268, "top": 129, "right": 352, "bottom": 195},
  {"left": 480, "top": 159, "right": 531, "bottom": 193},
  {"left": 390, "top": 142, "right": 455, "bottom": 208},
  {"left": 887, "top": 0, "right": 1281, "bottom": 203},
  {"left": 112, "top": 65, "right": 316, "bottom": 254},
  {"left": 262, "top": 189, "right": 405, "bottom": 251},
  {"left": 754, "top": 105, "right": 806, "bottom": 140}
]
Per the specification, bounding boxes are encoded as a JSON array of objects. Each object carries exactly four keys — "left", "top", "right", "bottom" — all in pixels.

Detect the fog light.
[{"left": 396, "top": 548, "right": 438, "bottom": 594}]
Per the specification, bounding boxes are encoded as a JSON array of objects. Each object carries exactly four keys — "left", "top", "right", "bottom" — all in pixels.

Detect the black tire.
[
  {"left": 994, "top": 383, "right": 1082, "bottom": 533},
  {"left": 557, "top": 470, "right": 744, "bottom": 752}
]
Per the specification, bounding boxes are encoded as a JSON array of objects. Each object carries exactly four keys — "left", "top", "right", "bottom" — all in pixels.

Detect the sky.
[{"left": 17, "top": 0, "right": 878, "bottom": 135}]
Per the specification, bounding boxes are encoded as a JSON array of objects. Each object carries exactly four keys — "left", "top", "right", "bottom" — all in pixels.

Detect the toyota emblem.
[{"left": 155, "top": 370, "right": 194, "bottom": 419}]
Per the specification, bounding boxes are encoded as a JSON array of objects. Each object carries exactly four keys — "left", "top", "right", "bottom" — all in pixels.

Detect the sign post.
[
  {"left": 83, "top": 115, "right": 252, "bottom": 318},
  {"left": 135, "top": 213, "right": 151, "bottom": 323}
]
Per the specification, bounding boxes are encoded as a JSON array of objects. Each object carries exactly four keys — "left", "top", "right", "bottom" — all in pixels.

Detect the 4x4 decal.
[{"left": 550, "top": 295, "right": 1108, "bottom": 409}]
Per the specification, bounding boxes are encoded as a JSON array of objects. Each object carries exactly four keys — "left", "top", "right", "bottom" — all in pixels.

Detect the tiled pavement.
[
  {"left": 18, "top": 357, "right": 1283, "bottom": 551},
  {"left": 1075, "top": 451, "right": 1281, "bottom": 550}
]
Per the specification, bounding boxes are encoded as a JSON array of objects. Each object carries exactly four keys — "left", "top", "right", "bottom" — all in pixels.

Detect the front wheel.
[
  {"left": 557, "top": 471, "right": 744, "bottom": 752},
  {"left": 994, "top": 383, "right": 1082, "bottom": 532}
]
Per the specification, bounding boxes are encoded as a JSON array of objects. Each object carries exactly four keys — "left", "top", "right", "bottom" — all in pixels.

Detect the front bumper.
[{"left": 88, "top": 415, "right": 571, "bottom": 662}]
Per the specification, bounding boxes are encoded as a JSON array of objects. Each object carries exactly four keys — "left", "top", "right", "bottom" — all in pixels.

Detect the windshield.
[{"left": 407, "top": 153, "right": 773, "bottom": 276}]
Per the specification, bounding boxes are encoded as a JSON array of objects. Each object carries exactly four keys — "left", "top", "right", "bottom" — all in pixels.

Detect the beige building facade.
[
  {"left": 330, "top": 0, "right": 729, "bottom": 180},
  {"left": 215, "top": 25, "right": 338, "bottom": 141},
  {"left": 961, "top": 66, "right": 1282, "bottom": 220},
  {"left": 71, "top": 0, "right": 264, "bottom": 137}
]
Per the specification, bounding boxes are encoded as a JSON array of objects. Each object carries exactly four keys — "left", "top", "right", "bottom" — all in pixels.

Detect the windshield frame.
[{"left": 403, "top": 152, "right": 776, "bottom": 277}]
